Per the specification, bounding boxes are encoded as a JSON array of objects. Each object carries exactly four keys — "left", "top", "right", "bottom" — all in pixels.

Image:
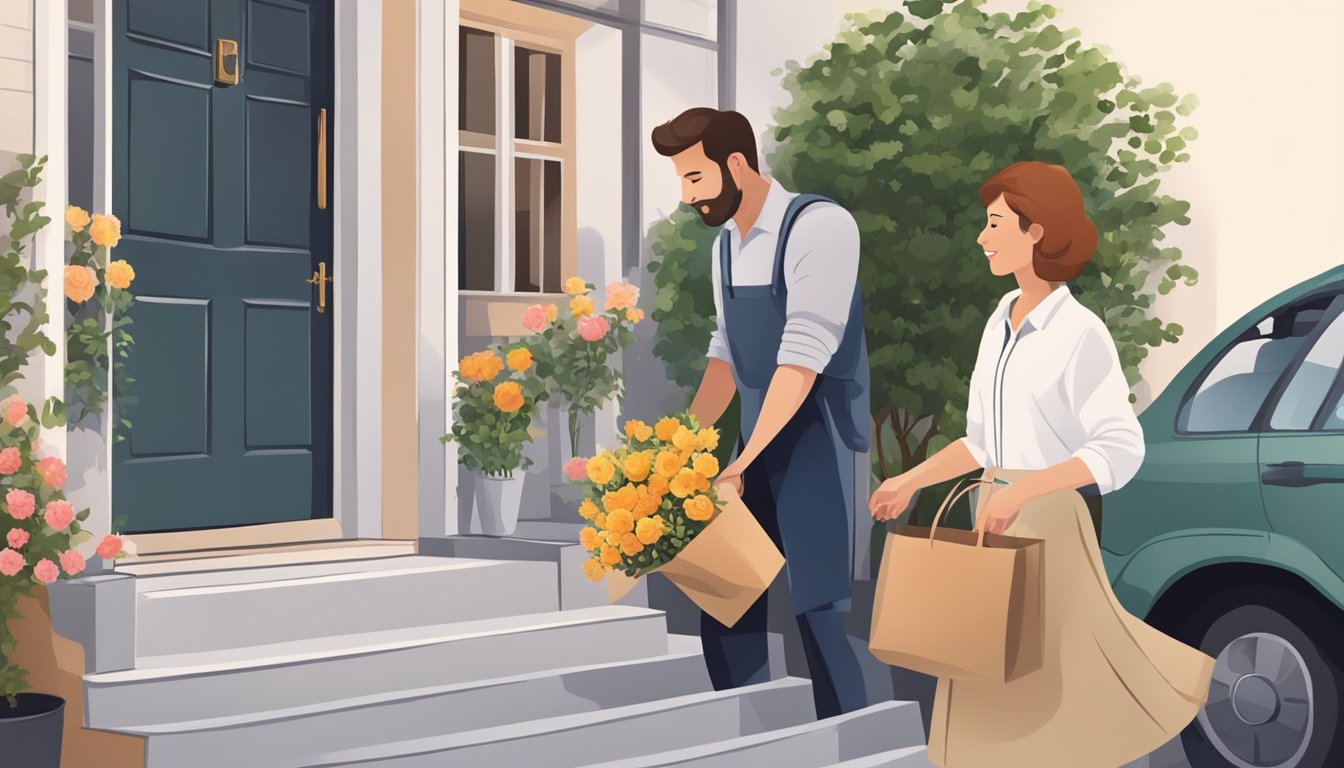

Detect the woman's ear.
[{"left": 1027, "top": 222, "right": 1045, "bottom": 244}]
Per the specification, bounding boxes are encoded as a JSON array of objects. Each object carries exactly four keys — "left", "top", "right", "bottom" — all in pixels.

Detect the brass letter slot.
[
  {"left": 307, "top": 261, "right": 333, "bottom": 314},
  {"left": 317, "top": 108, "right": 328, "bottom": 210},
  {"left": 215, "top": 38, "right": 239, "bottom": 86}
]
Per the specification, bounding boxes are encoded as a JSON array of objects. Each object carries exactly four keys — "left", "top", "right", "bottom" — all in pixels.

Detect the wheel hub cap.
[{"left": 1198, "top": 632, "right": 1312, "bottom": 768}]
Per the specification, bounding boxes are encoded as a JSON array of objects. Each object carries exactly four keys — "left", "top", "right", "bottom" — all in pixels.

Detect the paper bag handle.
[{"left": 927, "top": 476, "right": 996, "bottom": 548}]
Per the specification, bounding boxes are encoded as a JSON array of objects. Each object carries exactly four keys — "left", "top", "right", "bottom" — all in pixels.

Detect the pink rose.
[
  {"left": 522, "top": 304, "right": 548, "bottom": 333},
  {"left": 5, "top": 489, "right": 35, "bottom": 520},
  {"left": 0, "top": 548, "right": 24, "bottom": 577},
  {"left": 59, "top": 549, "right": 86, "bottom": 576},
  {"left": 563, "top": 457, "right": 589, "bottom": 483},
  {"left": 37, "top": 456, "right": 66, "bottom": 489},
  {"left": 7, "top": 528, "right": 28, "bottom": 548},
  {"left": 44, "top": 500, "right": 75, "bottom": 531},
  {"left": 97, "top": 534, "right": 123, "bottom": 559},
  {"left": 0, "top": 447, "right": 20, "bottom": 474},
  {"left": 577, "top": 315, "right": 609, "bottom": 342},
  {"left": 4, "top": 396, "right": 27, "bottom": 427},
  {"left": 604, "top": 282, "right": 639, "bottom": 311},
  {"left": 33, "top": 558, "right": 58, "bottom": 584}
]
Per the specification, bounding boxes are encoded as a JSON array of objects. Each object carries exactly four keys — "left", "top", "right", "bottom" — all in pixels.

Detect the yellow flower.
[
  {"left": 493, "top": 382, "right": 525, "bottom": 413},
  {"left": 569, "top": 295, "right": 595, "bottom": 318},
  {"left": 647, "top": 474, "right": 670, "bottom": 498},
  {"left": 583, "top": 558, "right": 607, "bottom": 581},
  {"left": 65, "top": 205, "right": 90, "bottom": 232},
  {"left": 622, "top": 451, "right": 652, "bottom": 483},
  {"left": 693, "top": 454, "right": 720, "bottom": 478},
  {"left": 64, "top": 265, "right": 97, "bottom": 303},
  {"left": 545, "top": 303, "right": 559, "bottom": 322},
  {"left": 565, "top": 276, "right": 588, "bottom": 296},
  {"left": 697, "top": 427, "right": 721, "bottom": 452},
  {"left": 619, "top": 532, "right": 644, "bottom": 556},
  {"left": 460, "top": 350, "right": 504, "bottom": 383},
  {"left": 635, "top": 516, "right": 665, "bottom": 545},
  {"left": 655, "top": 417, "right": 682, "bottom": 442},
  {"left": 604, "top": 282, "right": 639, "bottom": 311},
  {"left": 105, "top": 259, "right": 136, "bottom": 290},
  {"left": 88, "top": 213, "right": 122, "bottom": 248},
  {"left": 684, "top": 493, "right": 716, "bottom": 522},
  {"left": 579, "top": 527, "right": 601, "bottom": 550},
  {"left": 603, "top": 484, "right": 638, "bottom": 515},
  {"left": 586, "top": 455, "right": 616, "bottom": 485},
  {"left": 633, "top": 488, "right": 661, "bottom": 519},
  {"left": 594, "top": 512, "right": 607, "bottom": 529},
  {"left": 578, "top": 499, "right": 601, "bottom": 520},
  {"left": 600, "top": 546, "right": 621, "bottom": 565},
  {"left": 624, "top": 420, "right": 649, "bottom": 440},
  {"left": 606, "top": 509, "right": 635, "bottom": 536},
  {"left": 654, "top": 450, "right": 685, "bottom": 479},
  {"left": 670, "top": 468, "right": 706, "bottom": 499},
  {"left": 626, "top": 308, "right": 645, "bottom": 324},
  {"left": 672, "top": 426, "right": 697, "bottom": 452},
  {"left": 506, "top": 347, "right": 533, "bottom": 372}
]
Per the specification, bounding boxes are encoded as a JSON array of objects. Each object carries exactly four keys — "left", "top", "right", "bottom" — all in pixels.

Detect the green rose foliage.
[
  {"left": 64, "top": 224, "right": 137, "bottom": 435},
  {"left": 442, "top": 353, "right": 540, "bottom": 479}
]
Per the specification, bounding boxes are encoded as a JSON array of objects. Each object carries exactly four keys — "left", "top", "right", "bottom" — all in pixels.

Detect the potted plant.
[
  {"left": 441, "top": 346, "right": 543, "bottom": 536},
  {"left": 1, "top": 154, "right": 133, "bottom": 766}
]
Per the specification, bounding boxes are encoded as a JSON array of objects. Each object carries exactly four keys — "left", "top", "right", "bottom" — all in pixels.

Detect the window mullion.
[{"left": 496, "top": 35, "right": 516, "bottom": 293}]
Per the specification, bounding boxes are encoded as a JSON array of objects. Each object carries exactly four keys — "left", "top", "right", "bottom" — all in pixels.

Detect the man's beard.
[{"left": 690, "top": 163, "right": 743, "bottom": 227}]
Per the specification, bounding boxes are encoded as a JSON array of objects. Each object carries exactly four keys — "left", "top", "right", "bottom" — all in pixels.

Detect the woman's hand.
[
  {"left": 975, "top": 485, "right": 1026, "bottom": 535},
  {"left": 869, "top": 474, "right": 920, "bottom": 522}
]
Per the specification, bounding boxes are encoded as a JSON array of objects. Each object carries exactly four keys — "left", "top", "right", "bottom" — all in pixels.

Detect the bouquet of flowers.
[{"left": 572, "top": 412, "right": 783, "bottom": 628}]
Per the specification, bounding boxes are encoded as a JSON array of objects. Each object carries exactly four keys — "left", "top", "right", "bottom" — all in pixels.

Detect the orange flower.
[
  {"left": 586, "top": 455, "right": 616, "bottom": 485},
  {"left": 600, "top": 546, "right": 621, "bottom": 565},
  {"left": 619, "top": 532, "right": 644, "bottom": 556},
  {"left": 693, "top": 454, "right": 720, "bottom": 478},
  {"left": 64, "top": 265, "right": 97, "bottom": 303},
  {"left": 654, "top": 450, "right": 685, "bottom": 479},
  {"left": 672, "top": 426, "right": 697, "bottom": 452},
  {"left": 603, "top": 483, "right": 638, "bottom": 515},
  {"left": 635, "top": 516, "right": 665, "bottom": 545},
  {"left": 492, "top": 381, "right": 525, "bottom": 413},
  {"left": 545, "top": 303, "right": 559, "bottom": 322},
  {"left": 88, "top": 213, "right": 122, "bottom": 248},
  {"left": 633, "top": 488, "right": 662, "bottom": 519},
  {"left": 655, "top": 417, "right": 681, "bottom": 442},
  {"left": 565, "top": 277, "right": 588, "bottom": 296},
  {"left": 569, "top": 295, "right": 595, "bottom": 318},
  {"left": 106, "top": 259, "right": 136, "bottom": 290},
  {"left": 579, "top": 527, "right": 601, "bottom": 550},
  {"left": 697, "top": 427, "right": 721, "bottom": 452},
  {"left": 622, "top": 451, "right": 652, "bottom": 483},
  {"left": 647, "top": 474, "right": 671, "bottom": 498},
  {"left": 460, "top": 350, "right": 504, "bottom": 382},
  {"left": 578, "top": 499, "right": 601, "bottom": 520},
  {"left": 594, "top": 512, "right": 607, "bottom": 529},
  {"left": 605, "top": 509, "right": 635, "bottom": 536},
  {"left": 684, "top": 494, "right": 715, "bottom": 522},
  {"left": 65, "top": 205, "right": 90, "bottom": 232},
  {"left": 583, "top": 559, "right": 606, "bottom": 581},
  {"left": 669, "top": 468, "right": 705, "bottom": 499},
  {"left": 506, "top": 347, "right": 533, "bottom": 372},
  {"left": 624, "top": 419, "right": 650, "bottom": 440},
  {"left": 626, "top": 308, "right": 645, "bottom": 324}
]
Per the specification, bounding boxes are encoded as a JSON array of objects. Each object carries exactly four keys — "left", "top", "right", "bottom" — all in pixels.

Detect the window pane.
[
  {"left": 644, "top": 0, "right": 717, "bottom": 40},
  {"left": 460, "top": 28, "right": 495, "bottom": 135},
  {"left": 515, "top": 46, "right": 561, "bottom": 143},
  {"left": 514, "top": 158, "right": 562, "bottom": 293},
  {"left": 1270, "top": 306, "right": 1344, "bottom": 429},
  {"left": 1180, "top": 297, "right": 1334, "bottom": 432},
  {"left": 459, "top": 151, "right": 496, "bottom": 291}
]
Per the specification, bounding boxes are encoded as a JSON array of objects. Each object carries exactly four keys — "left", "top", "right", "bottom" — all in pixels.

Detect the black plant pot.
[{"left": 0, "top": 693, "right": 65, "bottom": 768}]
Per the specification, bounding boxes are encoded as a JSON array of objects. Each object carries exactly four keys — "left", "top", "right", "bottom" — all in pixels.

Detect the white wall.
[
  {"left": 641, "top": 33, "right": 717, "bottom": 230},
  {"left": 0, "top": 0, "right": 34, "bottom": 154}
]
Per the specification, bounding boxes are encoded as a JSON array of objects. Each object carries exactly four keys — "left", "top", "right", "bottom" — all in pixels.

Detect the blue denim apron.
[{"left": 718, "top": 194, "right": 871, "bottom": 614}]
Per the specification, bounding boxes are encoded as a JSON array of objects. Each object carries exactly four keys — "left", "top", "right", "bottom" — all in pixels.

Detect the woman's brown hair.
[{"left": 979, "top": 161, "right": 1098, "bottom": 282}]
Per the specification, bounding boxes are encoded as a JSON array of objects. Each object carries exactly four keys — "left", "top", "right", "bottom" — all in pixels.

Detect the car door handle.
[{"left": 1262, "top": 461, "right": 1344, "bottom": 487}]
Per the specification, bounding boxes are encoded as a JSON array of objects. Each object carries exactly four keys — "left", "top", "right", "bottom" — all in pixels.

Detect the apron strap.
[
  {"left": 718, "top": 230, "right": 735, "bottom": 300},
  {"left": 771, "top": 194, "right": 838, "bottom": 301}
]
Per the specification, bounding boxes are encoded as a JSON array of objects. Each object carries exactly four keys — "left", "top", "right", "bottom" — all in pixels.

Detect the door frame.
[{"left": 51, "top": 0, "right": 454, "bottom": 554}]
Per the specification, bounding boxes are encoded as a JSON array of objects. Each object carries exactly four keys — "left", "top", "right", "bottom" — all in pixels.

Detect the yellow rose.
[
  {"left": 633, "top": 488, "right": 661, "bottom": 519},
  {"left": 565, "top": 276, "right": 588, "bottom": 296},
  {"left": 578, "top": 499, "right": 600, "bottom": 520},
  {"left": 672, "top": 426, "right": 697, "bottom": 452},
  {"left": 460, "top": 350, "right": 504, "bottom": 383},
  {"left": 569, "top": 295, "right": 595, "bottom": 318},
  {"left": 603, "top": 484, "right": 638, "bottom": 515},
  {"left": 545, "top": 303, "right": 559, "bottom": 322},
  {"left": 579, "top": 527, "right": 601, "bottom": 550},
  {"left": 697, "top": 427, "right": 721, "bottom": 452},
  {"left": 647, "top": 474, "right": 670, "bottom": 498},
  {"left": 622, "top": 451, "right": 652, "bottom": 482},
  {"left": 506, "top": 347, "right": 533, "bottom": 372},
  {"left": 64, "top": 265, "right": 97, "bottom": 303},
  {"left": 605, "top": 508, "right": 635, "bottom": 536},
  {"left": 65, "top": 205, "right": 90, "bottom": 232},
  {"left": 88, "top": 213, "right": 122, "bottom": 248},
  {"left": 655, "top": 417, "right": 681, "bottom": 442},
  {"left": 600, "top": 546, "right": 621, "bottom": 565},
  {"left": 626, "top": 308, "right": 645, "bottom": 324},
  {"left": 635, "top": 516, "right": 665, "bottom": 545},
  {"left": 586, "top": 455, "right": 616, "bottom": 485},
  {"left": 684, "top": 493, "right": 716, "bottom": 522},
  {"left": 493, "top": 381, "right": 525, "bottom": 413},
  {"left": 654, "top": 450, "right": 685, "bottom": 479},
  {"left": 582, "top": 558, "right": 607, "bottom": 581},
  {"left": 624, "top": 419, "right": 649, "bottom": 440},
  {"left": 105, "top": 259, "right": 135, "bottom": 290},
  {"left": 670, "top": 468, "right": 704, "bottom": 499},
  {"left": 693, "top": 454, "right": 720, "bottom": 478},
  {"left": 619, "top": 532, "right": 644, "bottom": 556}
]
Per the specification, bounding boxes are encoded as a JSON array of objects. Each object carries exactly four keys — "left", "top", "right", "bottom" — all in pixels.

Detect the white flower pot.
[{"left": 473, "top": 471, "right": 526, "bottom": 537}]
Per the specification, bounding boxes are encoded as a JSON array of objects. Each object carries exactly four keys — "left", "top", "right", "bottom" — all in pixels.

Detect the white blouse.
[{"left": 960, "top": 285, "right": 1145, "bottom": 494}]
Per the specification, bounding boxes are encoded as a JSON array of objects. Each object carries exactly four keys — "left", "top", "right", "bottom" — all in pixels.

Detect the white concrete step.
[
  {"left": 132, "top": 635, "right": 713, "bottom": 768},
  {"left": 510, "top": 520, "right": 587, "bottom": 542},
  {"left": 86, "top": 605, "right": 668, "bottom": 728},
  {"left": 297, "top": 676, "right": 817, "bottom": 768},
  {"left": 133, "top": 555, "right": 557, "bottom": 656},
  {"left": 827, "top": 745, "right": 935, "bottom": 767},
  {"left": 581, "top": 700, "right": 927, "bottom": 768}
]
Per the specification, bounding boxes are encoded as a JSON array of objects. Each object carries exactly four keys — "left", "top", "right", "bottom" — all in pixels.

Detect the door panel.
[{"left": 113, "top": 0, "right": 333, "bottom": 533}]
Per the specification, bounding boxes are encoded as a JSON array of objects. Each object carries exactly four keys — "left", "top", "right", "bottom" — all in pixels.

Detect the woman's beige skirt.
[{"left": 927, "top": 467, "right": 1216, "bottom": 767}]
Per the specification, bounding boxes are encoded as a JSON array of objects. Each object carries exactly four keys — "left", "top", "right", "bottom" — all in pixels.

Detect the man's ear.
[
  {"left": 726, "top": 152, "right": 747, "bottom": 184},
  {"left": 1027, "top": 222, "right": 1045, "bottom": 244}
]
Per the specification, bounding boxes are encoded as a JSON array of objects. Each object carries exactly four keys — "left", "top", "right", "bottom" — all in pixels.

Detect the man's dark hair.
[{"left": 650, "top": 108, "right": 759, "bottom": 172}]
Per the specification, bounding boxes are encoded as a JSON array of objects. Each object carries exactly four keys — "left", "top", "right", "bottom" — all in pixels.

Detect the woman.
[{"left": 869, "top": 161, "right": 1215, "bottom": 767}]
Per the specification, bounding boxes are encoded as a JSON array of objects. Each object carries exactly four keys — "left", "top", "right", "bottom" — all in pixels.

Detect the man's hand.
[
  {"left": 717, "top": 460, "right": 747, "bottom": 496},
  {"left": 869, "top": 474, "right": 919, "bottom": 522}
]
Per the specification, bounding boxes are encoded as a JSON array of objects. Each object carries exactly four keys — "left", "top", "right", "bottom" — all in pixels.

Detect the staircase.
[{"left": 77, "top": 542, "right": 932, "bottom": 767}]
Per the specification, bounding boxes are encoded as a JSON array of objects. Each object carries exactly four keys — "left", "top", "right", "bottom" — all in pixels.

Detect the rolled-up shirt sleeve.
[
  {"left": 1064, "top": 323, "right": 1146, "bottom": 493},
  {"left": 778, "top": 206, "right": 860, "bottom": 372},
  {"left": 706, "top": 232, "right": 733, "bottom": 363}
]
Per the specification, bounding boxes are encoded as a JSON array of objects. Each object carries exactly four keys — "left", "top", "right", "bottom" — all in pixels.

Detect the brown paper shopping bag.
[
  {"left": 869, "top": 477, "right": 1044, "bottom": 683},
  {"left": 608, "top": 483, "right": 785, "bottom": 628}
]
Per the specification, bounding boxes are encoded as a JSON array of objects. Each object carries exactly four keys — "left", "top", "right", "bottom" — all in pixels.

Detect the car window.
[
  {"left": 1179, "top": 295, "right": 1336, "bottom": 433},
  {"left": 1269, "top": 307, "right": 1344, "bottom": 430}
]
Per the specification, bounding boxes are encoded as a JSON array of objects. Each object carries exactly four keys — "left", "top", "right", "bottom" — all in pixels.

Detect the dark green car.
[{"left": 1105, "top": 265, "right": 1344, "bottom": 768}]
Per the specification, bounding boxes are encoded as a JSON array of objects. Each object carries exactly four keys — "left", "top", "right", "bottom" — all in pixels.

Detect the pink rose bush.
[
  {"left": 37, "top": 456, "right": 66, "bottom": 489},
  {"left": 44, "top": 500, "right": 75, "bottom": 532},
  {"left": 563, "top": 457, "right": 589, "bottom": 483},
  {"left": 6, "top": 529, "right": 28, "bottom": 548},
  {"left": 577, "top": 315, "right": 610, "bottom": 342},
  {"left": 97, "top": 535, "right": 124, "bottom": 559},
  {"left": 0, "top": 549, "right": 22, "bottom": 577},
  {"left": 33, "top": 558, "right": 59, "bottom": 585},
  {"left": 5, "top": 489, "right": 35, "bottom": 520},
  {"left": 0, "top": 447, "right": 20, "bottom": 474}
]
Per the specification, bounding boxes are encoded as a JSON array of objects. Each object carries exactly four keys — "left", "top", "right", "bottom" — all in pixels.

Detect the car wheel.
[{"left": 1173, "top": 585, "right": 1344, "bottom": 768}]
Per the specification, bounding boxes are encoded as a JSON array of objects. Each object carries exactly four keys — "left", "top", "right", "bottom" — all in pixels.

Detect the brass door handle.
[
  {"left": 215, "top": 38, "right": 239, "bottom": 86},
  {"left": 317, "top": 108, "right": 328, "bottom": 209},
  {"left": 307, "top": 261, "right": 333, "bottom": 313}
]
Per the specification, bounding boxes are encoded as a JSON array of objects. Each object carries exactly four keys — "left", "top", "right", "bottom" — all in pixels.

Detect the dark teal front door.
[{"left": 112, "top": 0, "right": 334, "bottom": 533}]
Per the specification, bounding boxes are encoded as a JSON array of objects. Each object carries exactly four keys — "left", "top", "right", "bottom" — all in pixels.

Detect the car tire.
[{"left": 1172, "top": 585, "right": 1344, "bottom": 768}]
